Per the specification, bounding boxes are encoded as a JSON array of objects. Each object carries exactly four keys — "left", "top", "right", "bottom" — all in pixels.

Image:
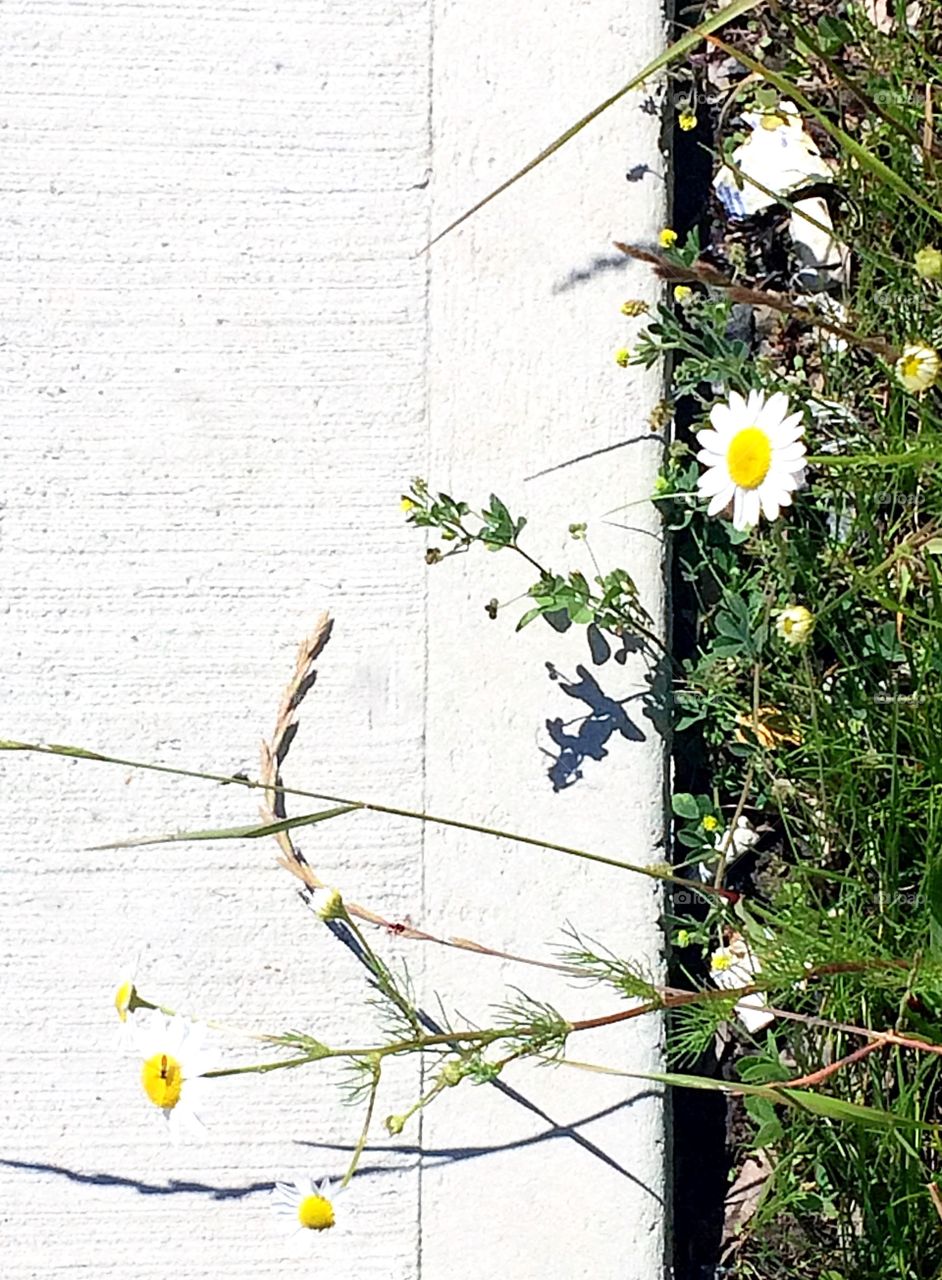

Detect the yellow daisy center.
[
  {"left": 141, "top": 1052, "right": 184, "bottom": 1110},
  {"left": 726, "top": 426, "right": 772, "bottom": 489},
  {"left": 297, "top": 1194, "right": 335, "bottom": 1231},
  {"left": 902, "top": 353, "right": 923, "bottom": 381}
]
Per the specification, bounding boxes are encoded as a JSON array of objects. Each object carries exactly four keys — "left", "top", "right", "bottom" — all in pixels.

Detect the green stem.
[
  {"left": 0, "top": 739, "right": 731, "bottom": 900},
  {"left": 341, "top": 1062, "right": 381, "bottom": 1189}
]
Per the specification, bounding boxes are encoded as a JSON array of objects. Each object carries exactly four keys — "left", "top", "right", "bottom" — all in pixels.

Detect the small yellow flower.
[
  {"left": 735, "top": 705, "right": 802, "bottom": 750},
  {"left": 658, "top": 228, "right": 678, "bottom": 249},
  {"left": 710, "top": 950, "right": 733, "bottom": 973},
  {"left": 114, "top": 979, "right": 137, "bottom": 1023},
  {"left": 614, "top": 348, "right": 631, "bottom": 368},
  {"left": 673, "top": 285, "right": 693, "bottom": 304},
  {"left": 896, "top": 343, "right": 940, "bottom": 393},
  {"left": 915, "top": 246, "right": 942, "bottom": 280},
  {"left": 775, "top": 604, "right": 815, "bottom": 646},
  {"left": 678, "top": 111, "right": 698, "bottom": 132},
  {"left": 620, "top": 299, "right": 648, "bottom": 317},
  {"left": 701, "top": 814, "right": 719, "bottom": 832},
  {"left": 400, "top": 496, "right": 416, "bottom": 513}
]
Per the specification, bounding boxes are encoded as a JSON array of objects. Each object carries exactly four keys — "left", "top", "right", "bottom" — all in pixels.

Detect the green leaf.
[
  {"left": 775, "top": 1088, "right": 925, "bottom": 1130},
  {"left": 925, "top": 857, "right": 942, "bottom": 957},
  {"left": 568, "top": 604, "right": 595, "bottom": 625},
  {"left": 517, "top": 606, "right": 547, "bottom": 631},
  {"left": 672, "top": 793, "right": 701, "bottom": 821}
]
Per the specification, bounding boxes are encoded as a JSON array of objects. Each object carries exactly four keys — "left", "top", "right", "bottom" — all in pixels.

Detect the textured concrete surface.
[{"left": 0, "top": 2, "right": 668, "bottom": 1277}]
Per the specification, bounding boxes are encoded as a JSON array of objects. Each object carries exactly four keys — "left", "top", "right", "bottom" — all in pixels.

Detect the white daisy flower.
[
  {"left": 698, "top": 816, "right": 761, "bottom": 881},
  {"left": 895, "top": 342, "right": 940, "bottom": 393},
  {"left": 710, "top": 935, "right": 775, "bottom": 1033},
  {"left": 696, "top": 389, "right": 807, "bottom": 531},
  {"left": 271, "top": 1175, "right": 343, "bottom": 1248},
  {"left": 131, "top": 1009, "right": 216, "bottom": 1142}
]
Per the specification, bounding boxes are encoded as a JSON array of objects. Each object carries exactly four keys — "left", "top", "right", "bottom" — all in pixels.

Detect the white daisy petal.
[
  {"left": 760, "top": 490, "right": 781, "bottom": 521},
  {"left": 695, "top": 428, "right": 725, "bottom": 452},
  {"left": 698, "top": 466, "right": 734, "bottom": 497},
  {"left": 707, "top": 486, "right": 735, "bottom": 516}
]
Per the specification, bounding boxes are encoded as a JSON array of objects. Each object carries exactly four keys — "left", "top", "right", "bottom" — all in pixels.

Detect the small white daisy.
[
  {"left": 131, "top": 1009, "right": 216, "bottom": 1142},
  {"left": 696, "top": 389, "right": 807, "bottom": 531},
  {"left": 710, "top": 935, "right": 774, "bottom": 1033},
  {"left": 271, "top": 1175, "right": 343, "bottom": 1248},
  {"left": 895, "top": 342, "right": 940, "bottom": 393},
  {"left": 698, "top": 816, "right": 761, "bottom": 881}
]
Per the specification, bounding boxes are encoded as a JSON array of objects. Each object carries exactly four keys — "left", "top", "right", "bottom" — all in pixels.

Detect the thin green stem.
[
  {"left": 0, "top": 739, "right": 731, "bottom": 899},
  {"left": 341, "top": 1062, "right": 381, "bottom": 1189}
]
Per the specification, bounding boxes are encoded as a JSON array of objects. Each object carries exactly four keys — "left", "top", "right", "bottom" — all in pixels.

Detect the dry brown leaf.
[{"left": 721, "top": 1149, "right": 774, "bottom": 1258}]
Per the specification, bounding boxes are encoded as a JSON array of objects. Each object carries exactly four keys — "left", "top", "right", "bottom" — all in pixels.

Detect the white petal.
[
  {"left": 709, "top": 403, "right": 736, "bottom": 435},
  {"left": 744, "top": 389, "right": 765, "bottom": 420},
  {"left": 707, "top": 486, "right": 735, "bottom": 516},
  {"left": 733, "top": 489, "right": 761, "bottom": 530},
  {"left": 698, "top": 466, "right": 733, "bottom": 497},
  {"left": 774, "top": 442, "right": 807, "bottom": 463},
  {"left": 760, "top": 488, "right": 781, "bottom": 521},
  {"left": 757, "top": 391, "right": 790, "bottom": 427},
  {"left": 696, "top": 428, "right": 725, "bottom": 452}
]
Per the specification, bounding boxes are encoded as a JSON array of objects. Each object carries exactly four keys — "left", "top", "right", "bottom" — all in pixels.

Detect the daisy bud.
[
  {"left": 440, "top": 1061, "right": 464, "bottom": 1087},
  {"left": 915, "top": 246, "right": 942, "bottom": 280},
  {"left": 774, "top": 604, "right": 815, "bottom": 646},
  {"left": 312, "top": 887, "right": 344, "bottom": 921}
]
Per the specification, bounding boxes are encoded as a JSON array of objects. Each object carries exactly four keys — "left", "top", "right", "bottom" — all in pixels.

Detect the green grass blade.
[
  {"left": 91, "top": 805, "right": 361, "bottom": 850},
  {"left": 425, "top": 0, "right": 764, "bottom": 249},
  {"left": 609, "top": 1069, "right": 934, "bottom": 1131}
]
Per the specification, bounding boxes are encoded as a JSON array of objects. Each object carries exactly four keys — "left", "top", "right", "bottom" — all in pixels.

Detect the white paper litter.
[{"left": 714, "top": 101, "right": 848, "bottom": 292}]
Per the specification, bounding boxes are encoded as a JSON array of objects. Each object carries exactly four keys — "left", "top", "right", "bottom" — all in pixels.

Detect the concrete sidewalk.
[{"left": 0, "top": 2, "right": 669, "bottom": 1277}]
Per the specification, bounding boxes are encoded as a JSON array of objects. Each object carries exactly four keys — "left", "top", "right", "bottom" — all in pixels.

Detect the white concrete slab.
[
  {"left": 422, "top": 5, "right": 669, "bottom": 1277},
  {"left": 0, "top": 2, "right": 668, "bottom": 1277}
]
